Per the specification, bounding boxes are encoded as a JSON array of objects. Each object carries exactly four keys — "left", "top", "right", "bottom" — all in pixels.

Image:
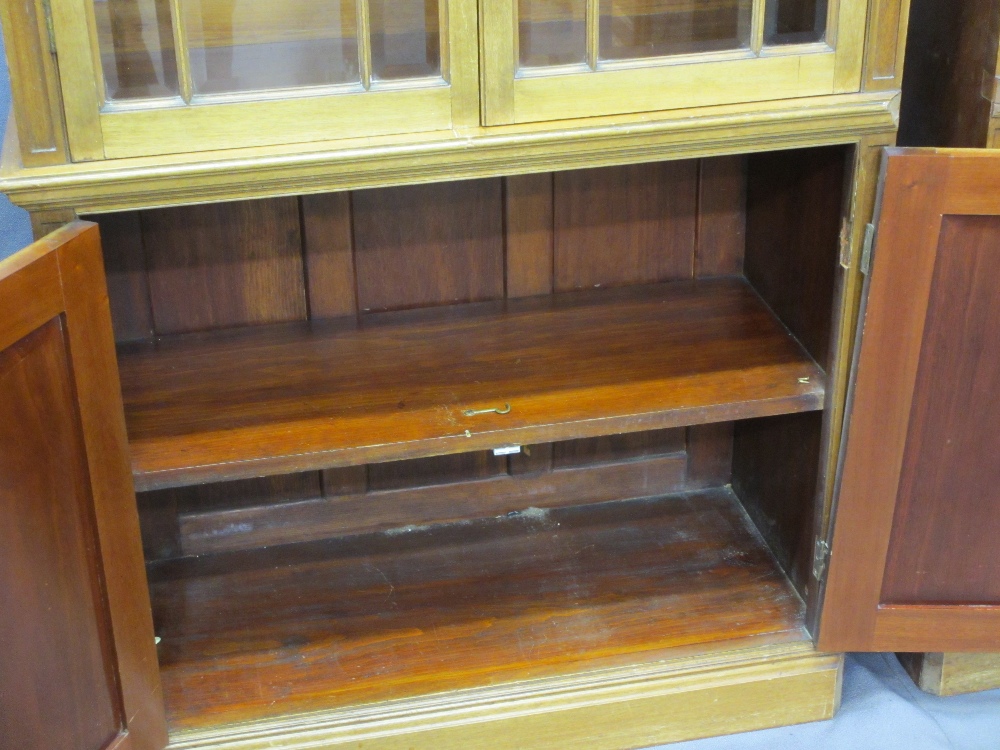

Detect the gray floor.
[{"left": 2, "top": 30, "right": 999, "bottom": 750}]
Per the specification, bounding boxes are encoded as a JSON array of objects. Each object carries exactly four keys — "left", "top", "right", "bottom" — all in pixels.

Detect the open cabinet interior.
[{"left": 84, "top": 144, "right": 850, "bottom": 739}]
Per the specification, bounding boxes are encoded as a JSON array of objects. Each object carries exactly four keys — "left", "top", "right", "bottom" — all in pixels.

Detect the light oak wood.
[
  {"left": 164, "top": 642, "right": 841, "bottom": 750},
  {"left": 0, "top": 92, "right": 899, "bottom": 213},
  {"left": 899, "top": 653, "right": 1000, "bottom": 696},
  {"left": 0, "top": 0, "right": 68, "bottom": 165}
]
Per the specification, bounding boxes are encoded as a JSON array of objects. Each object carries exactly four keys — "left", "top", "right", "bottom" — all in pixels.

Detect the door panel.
[
  {"left": 819, "top": 150, "right": 1000, "bottom": 652},
  {"left": 0, "top": 224, "right": 167, "bottom": 749}
]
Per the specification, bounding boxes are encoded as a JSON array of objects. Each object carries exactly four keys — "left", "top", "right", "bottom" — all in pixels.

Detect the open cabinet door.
[
  {"left": 0, "top": 224, "right": 167, "bottom": 749},
  {"left": 818, "top": 149, "right": 1000, "bottom": 653}
]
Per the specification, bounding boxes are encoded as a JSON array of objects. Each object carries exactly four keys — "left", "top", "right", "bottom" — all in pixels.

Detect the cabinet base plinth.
[
  {"left": 168, "top": 644, "right": 842, "bottom": 750},
  {"left": 898, "top": 653, "right": 1000, "bottom": 696}
]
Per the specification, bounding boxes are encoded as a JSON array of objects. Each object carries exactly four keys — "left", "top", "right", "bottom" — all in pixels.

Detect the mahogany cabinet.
[
  {"left": 3, "top": 0, "right": 989, "bottom": 746},
  {"left": 5, "top": 144, "right": 1000, "bottom": 750}
]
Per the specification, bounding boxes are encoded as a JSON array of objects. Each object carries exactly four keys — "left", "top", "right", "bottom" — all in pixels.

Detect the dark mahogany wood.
[
  {"left": 733, "top": 412, "right": 823, "bottom": 595},
  {"left": 819, "top": 150, "right": 1000, "bottom": 652},
  {"left": 301, "top": 192, "right": 358, "bottom": 318},
  {"left": 505, "top": 173, "right": 555, "bottom": 297},
  {"left": 352, "top": 179, "right": 505, "bottom": 312},
  {"left": 881, "top": 214, "right": 1000, "bottom": 603},
  {"left": 0, "top": 223, "right": 167, "bottom": 750},
  {"left": 175, "top": 452, "right": 688, "bottom": 555},
  {"left": 141, "top": 198, "right": 308, "bottom": 334},
  {"left": 696, "top": 156, "right": 746, "bottom": 277},
  {"left": 553, "top": 161, "right": 698, "bottom": 290},
  {"left": 119, "top": 278, "right": 825, "bottom": 490},
  {"left": 148, "top": 489, "right": 807, "bottom": 733},
  {"left": 745, "top": 147, "right": 846, "bottom": 369}
]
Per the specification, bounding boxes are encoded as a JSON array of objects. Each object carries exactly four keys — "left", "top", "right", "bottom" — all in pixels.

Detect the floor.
[{"left": 2, "top": 33, "right": 999, "bottom": 750}]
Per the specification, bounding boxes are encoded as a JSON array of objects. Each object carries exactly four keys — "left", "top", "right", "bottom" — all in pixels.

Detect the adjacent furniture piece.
[{"left": 8, "top": 2, "right": 999, "bottom": 749}]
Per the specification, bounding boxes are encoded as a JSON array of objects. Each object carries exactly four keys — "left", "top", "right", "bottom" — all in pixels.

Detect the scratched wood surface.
[
  {"left": 118, "top": 278, "right": 824, "bottom": 489},
  {"left": 147, "top": 488, "right": 807, "bottom": 732}
]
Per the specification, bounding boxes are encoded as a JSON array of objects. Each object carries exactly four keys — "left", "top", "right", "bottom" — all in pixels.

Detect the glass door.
[
  {"left": 481, "top": 0, "right": 866, "bottom": 124},
  {"left": 53, "top": 0, "right": 479, "bottom": 159}
]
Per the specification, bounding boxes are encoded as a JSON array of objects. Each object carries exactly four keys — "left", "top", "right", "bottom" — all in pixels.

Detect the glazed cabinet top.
[{"left": 1, "top": 0, "right": 909, "bottom": 178}]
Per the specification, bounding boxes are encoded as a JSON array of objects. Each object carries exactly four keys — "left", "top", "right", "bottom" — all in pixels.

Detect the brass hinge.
[
  {"left": 41, "top": 0, "right": 57, "bottom": 55},
  {"left": 812, "top": 539, "right": 831, "bottom": 582},
  {"left": 860, "top": 223, "right": 876, "bottom": 276}
]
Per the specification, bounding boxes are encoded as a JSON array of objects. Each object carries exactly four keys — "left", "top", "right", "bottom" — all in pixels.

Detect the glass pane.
[
  {"left": 371, "top": 0, "right": 441, "bottom": 80},
  {"left": 184, "top": 0, "right": 360, "bottom": 95},
  {"left": 764, "top": 0, "right": 828, "bottom": 45},
  {"left": 599, "top": 0, "right": 752, "bottom": 60},
  {"left": 94, "top": 0, "right": 180, "bottom": 100},
  {"left": 518, "top": 0, "right": 587, "bottom": 69}
]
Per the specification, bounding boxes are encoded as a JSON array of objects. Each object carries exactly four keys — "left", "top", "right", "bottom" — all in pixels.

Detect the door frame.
[
  {"left": 479, "top": 0, "right": 868, "bottom": 125},
  {"left": 818, "top": 149, "right": 1000, "bottom": 653},
  {"left": 49, "top": 0, "right": 480, "bottom": 160}
]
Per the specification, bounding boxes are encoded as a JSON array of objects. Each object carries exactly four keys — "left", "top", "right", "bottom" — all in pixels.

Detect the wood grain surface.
[
  {"left": 148, "top": 488, "right": 807, "bottom": 732},
  {"left": 119, "top": 278, "right": 824, "bottom": 489}
]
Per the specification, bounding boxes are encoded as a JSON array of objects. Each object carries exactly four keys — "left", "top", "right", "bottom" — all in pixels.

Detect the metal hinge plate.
[
  {"left": 860, "top": 223, "right": 876, "bottom": 276},
  {"left": 40, "top": 0, "right": 57, "bottom": 55},
  {"left": 813, "top": 539, "right": 831, "bottom": 582}
]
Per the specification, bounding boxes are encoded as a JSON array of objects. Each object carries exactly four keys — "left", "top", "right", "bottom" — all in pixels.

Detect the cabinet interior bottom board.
[
  {"left": 148, "top": 487, "right": 808, "bottom": 734},
  {"left": 119, "top": 277, "right": 824, "bottom": 490}
]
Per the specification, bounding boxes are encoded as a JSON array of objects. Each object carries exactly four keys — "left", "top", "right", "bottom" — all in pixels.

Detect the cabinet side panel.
[
  {"left": 745, "top": 146, "right": 845, "bottom": 370},
  {"left": 898, "top": 0, "right": 998, "bottom": 147},
  {"left": 353, "top": 179, "right": 505, "bottom": 311},
  {"left": 141, "top": 198, "right": 308, "bottom": 334},
  {"left": 553, "top": 161, "right": 698, "bottom": 291},
  {"left": 0, "top": 0, "right": 69, "bottom": 165},
  {"left": 881, "top": 214, "right": 1000, "bottom": 604},
  {"left": 0, "top": 320, "right": 121, "bottom": 750}
]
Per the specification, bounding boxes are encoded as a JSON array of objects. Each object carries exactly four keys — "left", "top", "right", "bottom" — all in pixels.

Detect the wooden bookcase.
[{"left": 10, "top": 1, "right": 1000, "bottom": 748}]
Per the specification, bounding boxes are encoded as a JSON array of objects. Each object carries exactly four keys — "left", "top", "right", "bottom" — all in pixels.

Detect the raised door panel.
[
  {"left": 819, "top": 150, "right": 1000, "bottom": 652},
  {"left": 0, "top": 224, "right": 167, "bottom": 749}
]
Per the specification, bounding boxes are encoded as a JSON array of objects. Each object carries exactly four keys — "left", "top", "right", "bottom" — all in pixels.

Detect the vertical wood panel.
[
  {"left": 745, "top": 147, "right": 845, "bottom": 370},
  {"left": 686, "top": 423, "right": 734, "bottom": 488},
  {"left": 353, "top": 180, "right": 505, "bottom": 312},
  {"left": 92, "top": 212, "right": 155, "bottom": 342},
  {"left": 142, "top": 198, "right": 307, "bottom": 334},
  {"left": 302, "top": 193, "right": 358, "bottom": 318},
  {"left": 881, "top": 215, "right": 1000, "bottom": 604},
  {"left": 696, "top": 157, "right": 746, "bottom": 277},
  {"left": 732, "top": 412, "right": 823, "bottom": 596},
  {"left": 553, "top": 161, "right": 698, "bottom": 291},
  {"left": 0, "top": 321, "right": 121, "bottom": 750},
  {"left": 505, "top": 173, "right": 554, "bottom": 297}
]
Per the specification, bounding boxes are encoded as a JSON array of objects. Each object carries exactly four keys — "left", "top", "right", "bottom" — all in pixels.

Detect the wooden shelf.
[
  {"left": 120, "top": 278, "right": 825, "bottom": 490},
  {"left": 148, "top": 487, "right": 808, "bottom": 733}
]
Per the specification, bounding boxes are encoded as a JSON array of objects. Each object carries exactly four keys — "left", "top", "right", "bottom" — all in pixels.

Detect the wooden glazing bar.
[
  {"left": 168, "top": 0, "right": 193, "bottom": 103},
  {"left": 357, "top": 0, "right": 373, "bottom": 89},
  {"left": 587, "top": 0, "right": 600, "bottom": 69}
]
